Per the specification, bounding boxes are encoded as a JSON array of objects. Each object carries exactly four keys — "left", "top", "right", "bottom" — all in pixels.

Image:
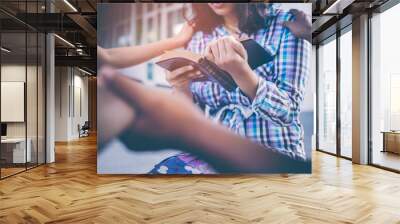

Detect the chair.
[{"left": 79, "top": 121, "right": 90, "bottom": 138}]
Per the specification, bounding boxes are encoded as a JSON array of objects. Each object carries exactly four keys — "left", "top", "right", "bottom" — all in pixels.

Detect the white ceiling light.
[
  {"left": 323, "top": 0, "right": 355, "bottom": 15},
  {"left": 1, "top": 47, "right": 11, "bottom": 53},
  {"left": 54, "top": 34, "right": 75, "bottom": 48},
  {"left": 63, "top": 0, "right": 78, "bottom": 12},
  {"left": 78, "top": 67, "right": 93, "bottom": 76}
]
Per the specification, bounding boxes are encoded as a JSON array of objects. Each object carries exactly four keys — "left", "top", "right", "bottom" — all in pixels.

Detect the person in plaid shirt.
[{"left": 150, "top": 3, "right": 310, "bottom": 174}]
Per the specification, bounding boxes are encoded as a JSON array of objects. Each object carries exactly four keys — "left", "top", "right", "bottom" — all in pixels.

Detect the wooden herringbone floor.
[{"left": 1, "top": 135, "right": 400, "bottom": 224}]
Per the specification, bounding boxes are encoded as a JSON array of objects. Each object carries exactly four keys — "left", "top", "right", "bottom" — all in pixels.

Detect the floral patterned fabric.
[{"left": 149, "top": 153, "right": 216, "bottom": 174}]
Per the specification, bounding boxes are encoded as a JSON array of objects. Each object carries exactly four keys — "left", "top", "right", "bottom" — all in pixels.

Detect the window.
[
  {"left": 0, "top": 1, "right": 46, "bottom": 179},
  {"left": 339, "top": 28, "right": 352, "bottom": 158},
  {"left": 318, "top": 37, "right": 337, "bottom": 154},
  {"left": 370, "top": 3, "right": 400, "bottom": 171}
]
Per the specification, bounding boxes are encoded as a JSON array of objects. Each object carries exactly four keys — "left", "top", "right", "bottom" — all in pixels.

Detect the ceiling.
[
  {"left": 0, "top": 0, "right": 97, "bottom": 73},
  {"left": 0, "top": 0, "right": 395, "bottom": 74}
]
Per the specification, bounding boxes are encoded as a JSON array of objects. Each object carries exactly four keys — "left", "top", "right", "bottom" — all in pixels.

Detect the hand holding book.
[
  {"left": 205, "top": 36, "right": 248, "bottom": 77},
  {"left": 205, "top": 36, "right": 259, "bottom": 99},
  {"left": 156, "top": 37, "right": 273, "bottom": 93},
  {"left": 165, "top": 65, "right": 204, "bottom": 98}
]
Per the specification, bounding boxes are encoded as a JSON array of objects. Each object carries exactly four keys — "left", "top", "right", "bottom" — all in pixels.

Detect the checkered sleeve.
[
  {"left": 191, "top": 82, "right": 233, "bottom": 109},
  {"left": 249, "top": 28, "right": 310, "bottom": 126},
  {"left": 186, "top": 32, "right": 233, "bottom": 109}
]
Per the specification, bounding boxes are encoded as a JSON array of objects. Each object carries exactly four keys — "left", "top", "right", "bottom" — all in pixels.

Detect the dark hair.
[{"left": 185, "top": 3, "right": 269, "bottom": 35}]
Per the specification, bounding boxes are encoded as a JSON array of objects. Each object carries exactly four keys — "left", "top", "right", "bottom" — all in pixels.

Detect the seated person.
[
  {"left": 99, "top": 67, "right": 310, "bottom": 173},
  {"left": 98, "top": 4, "right": 311, "bottom": 174},
  {"left": 153, "top": 3, "right": 311, "bottom": 174}
]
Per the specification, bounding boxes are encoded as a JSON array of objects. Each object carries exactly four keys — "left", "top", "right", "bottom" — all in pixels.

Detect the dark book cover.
[{"left": 156, "top": 39, "right": 273, "bottom": 92}]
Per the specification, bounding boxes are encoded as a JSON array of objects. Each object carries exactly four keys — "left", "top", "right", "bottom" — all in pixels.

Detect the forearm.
[
  {"left": 97, "top": 84, "right": 135, "bottom": 150},
  {"left": 181, "top": 116, "right": 309, "bottom": 173},
  {"left": 101, "top": 38, "right": 184, "bottom": 68},
  {"left": 172, "top": 87, "right": 193, "bottom": 101},
  {"left": 249, "top": 78, "right": 297, "bottom": 126},
  {"left": 233, "top": 66, "right": 259, "bottom": 100}
]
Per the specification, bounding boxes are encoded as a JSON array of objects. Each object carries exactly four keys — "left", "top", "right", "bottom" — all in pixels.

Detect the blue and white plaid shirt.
[{"left": 187, "top": 8, "right": 310, "bottom": 160}]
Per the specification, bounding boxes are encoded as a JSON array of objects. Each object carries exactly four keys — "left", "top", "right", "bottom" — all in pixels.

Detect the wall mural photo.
[{"left": 97, "top": 3, "right": 313, "bottom": 174}]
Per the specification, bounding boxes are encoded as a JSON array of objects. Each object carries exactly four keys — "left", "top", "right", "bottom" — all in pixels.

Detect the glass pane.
[
  {"left": 27, "top": 31, "right": 38, "bottom": 169},
  {"left": 371, "top": 4, "right": 400, "bottom": 171},
  {"left": 1, "top": 30, "right": 27, "bottom": 177},
  {"left": 318, "top": 38, "right": 337, "bottom": 154},
  {"left": 340, "top": 30, "right": 352, "bottom": 158},
  {"left": 38, "top": 33, "right": 45, "bottom": 165},
  {"left": 27, "top": 0, "right": 39, "bottom": 169}
]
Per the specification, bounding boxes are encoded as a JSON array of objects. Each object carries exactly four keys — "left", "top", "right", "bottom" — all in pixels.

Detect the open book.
[{"left": 156, "top": 39, "right": 273, "bottom": 91}]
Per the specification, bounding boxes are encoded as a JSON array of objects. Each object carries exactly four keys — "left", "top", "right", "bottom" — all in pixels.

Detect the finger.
[
  {"left": 188, "top": 69, "right": 205, "bottom": 80},
  {"left": 296, "top": 11, "right": 307, "bottom": 22},
  {"left": 169, "top": 65, "right": 194, "bottom": 80},
  {"left": 283, "top": 21, "right": 295, "bottom": 30},
  {"left": 238, "top": 33, "right": 249, "bottom": 42},
  {"left": 205, "top": 44, "right": 215, "bottom": 61},
  {"left": 228, "top": 37, "right": 247, "bottom": 59},
  {"left": 176, "top": 69, "right": 201, "bottom": 82},
  {"left": 101, "top": 66, "right": 150, "bottom": 112},
  {"left": 289, "top": 9, "right": 307, "bottom": 22},
  {"left": 167, "top": 67, "right": 198, "bottom": 85},
  {"left": 223, "top": 37, "right": 234, "bottom": 56},
  {"left": 210, "top": 42, "right": 220, "bottom": 61},
  {"left": 289, "top": 9, "right": 301, "bottom": 17},
  {"left": 190, "top": 70, "right": 203, "bottom": 79},
  {"left": 174, "top": 78, "right": 191, "bottom": 88},
  {"left": 217, "top": 39, "right": 227, "bottom": 60}
]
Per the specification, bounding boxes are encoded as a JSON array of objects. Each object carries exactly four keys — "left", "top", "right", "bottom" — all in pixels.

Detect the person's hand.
[
  {"left": 205, "top": 36, "right": 249, "bottom": 78},
  {"left": 165, "top": 65, "right": 203, "bottom": 97},
  {"left": 175, "top": 22, "right": 195, "bottom": 46},
  {"left": 100, "top": 66, "right": 205, "bottom": 150},
  {"left": 283, "top": 9, "right": 312, "bottom": 43},
  {"left": 205, "top": 36, "right": 258, "bottom": 99}
]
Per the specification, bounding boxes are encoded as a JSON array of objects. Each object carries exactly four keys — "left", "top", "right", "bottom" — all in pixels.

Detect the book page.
[{"left": 159, "top": 49, "right": 202, "bottom": 63}]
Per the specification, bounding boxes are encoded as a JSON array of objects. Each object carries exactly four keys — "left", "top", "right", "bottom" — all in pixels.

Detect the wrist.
[
  {"left": 233, "top": 65, "right": 259, "bottom": 100},
  {"left": 169, "top": 36, "right": 186, "bottom": 49},
  {"left": 229, "top": 60, "right": 250, "bottom": 79}
]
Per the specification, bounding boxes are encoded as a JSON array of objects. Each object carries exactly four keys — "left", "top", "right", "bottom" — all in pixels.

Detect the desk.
[
  {"left": 382, "top": 131, "right": 400, "bottom": 154},
  {"left": 1, "top": 138, "right": 31, "bottom": 163}
]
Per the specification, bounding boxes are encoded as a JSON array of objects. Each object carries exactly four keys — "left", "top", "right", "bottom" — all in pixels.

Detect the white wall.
[
  {"left": 1, "top": 65, "right": 37, "bottom": 138},
  {"left": 1, "top": 63, "right": 46, "bottom": 163},
  {"left": 55, "top": 67, "right": 68, "bottom": 141},
  {"left": 71, "top": 73, "right": 89, "bottom": 138},
  {"left": 1, "top": 65, "right": 26, "bottom": 134},
  {"left": 1, "top": 65, "right": 27, "bottom": 147},
  {"left": 55, "top": 67, "right": 89, "bottom": 141}
]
